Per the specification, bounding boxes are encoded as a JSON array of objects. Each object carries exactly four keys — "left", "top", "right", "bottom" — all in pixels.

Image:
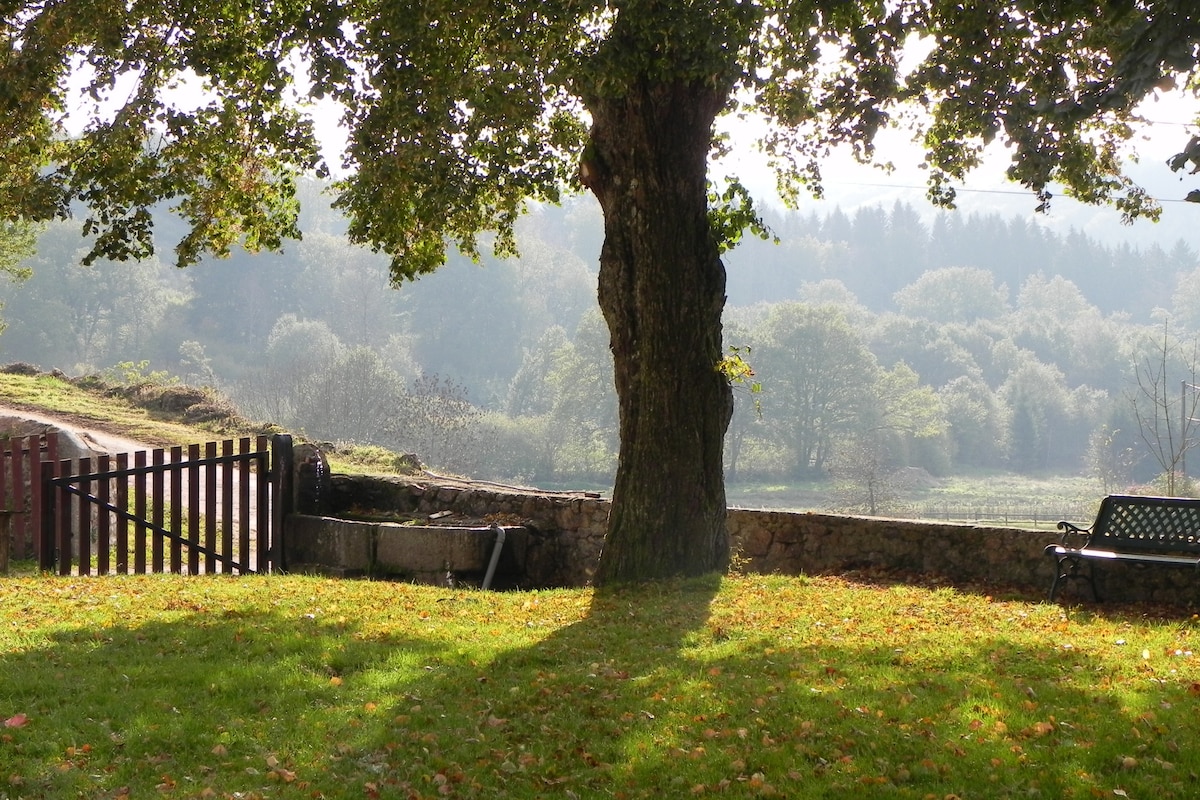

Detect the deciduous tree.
[
  {"left": 0, "top": 219, "right": 35, "bottom": 338},
  {"left": 757, "top": 303, "right": 879, "bottom": 478},
  {"left": 894, "top": 267, "right": 1009, "bottom": 324},
  {"left": 1127, "top": 316, "right": 1200, "bottom": 495},
  {"left": 4, "top": 1, "right": 1199, "bottom": 581},
  {"left": 4, "top": 221, "right": 186, "bottom": 370}
]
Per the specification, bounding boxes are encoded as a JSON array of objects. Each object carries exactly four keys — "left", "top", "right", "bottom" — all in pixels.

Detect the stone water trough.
[
  {"left": 284, "top": 514, "right": 527, "bottom": 587},
  {"left": 281, "top": 446, "right": 531, "bottom": 587}
]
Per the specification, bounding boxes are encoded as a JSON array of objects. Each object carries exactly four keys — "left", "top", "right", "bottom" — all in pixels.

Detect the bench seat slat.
[{"left": 1046, "top": 545, "right": 1200, "bottom": 567}]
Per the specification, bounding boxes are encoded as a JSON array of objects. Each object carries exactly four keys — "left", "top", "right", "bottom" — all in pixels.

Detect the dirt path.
[{"left": 0, "top": 404, "right": 162, "bottom": 455}]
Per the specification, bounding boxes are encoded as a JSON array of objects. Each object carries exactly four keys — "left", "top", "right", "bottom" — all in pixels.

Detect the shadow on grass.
[{"left": 0, "top": 575, "right": 1197, "bottom": 799}]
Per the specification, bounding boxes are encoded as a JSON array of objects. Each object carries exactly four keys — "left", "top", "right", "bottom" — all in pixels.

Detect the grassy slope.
[
  {"left": 0, "top": 372, "right": 402, "bottom": 474},
  {"left": 0, "top": 373, "right": 225, "bottom": 447}
]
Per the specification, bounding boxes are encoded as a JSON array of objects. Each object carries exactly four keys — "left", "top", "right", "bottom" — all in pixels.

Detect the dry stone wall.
[{"left": 292, "top": 473, "right": 1200, "bottom": 605}]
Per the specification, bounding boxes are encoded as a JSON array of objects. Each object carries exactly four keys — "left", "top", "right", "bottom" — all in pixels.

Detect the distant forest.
[{"left": 4, "top": 178, "right": 1200, "bottom": 501}]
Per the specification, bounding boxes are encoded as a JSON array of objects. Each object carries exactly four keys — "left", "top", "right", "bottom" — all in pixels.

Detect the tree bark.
[{"left": 582, "top": 78, "right": 733, "bottom": 583}]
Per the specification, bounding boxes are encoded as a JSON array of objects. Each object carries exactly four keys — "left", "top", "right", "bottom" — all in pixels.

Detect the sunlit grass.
[{"left": 2, "top": 573, "right": 1199, "bottom": 798}]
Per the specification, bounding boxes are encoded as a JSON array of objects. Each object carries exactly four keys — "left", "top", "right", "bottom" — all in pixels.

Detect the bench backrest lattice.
[{"left": 1092, "top": 495, "right": 1200, "bottom": 554}]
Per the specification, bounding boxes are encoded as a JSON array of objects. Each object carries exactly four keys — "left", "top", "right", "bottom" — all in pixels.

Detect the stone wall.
[
  {"left": 287, "top": 472, "right": 1200, "bottom": 605},
  {"left": 729, "top": 509, "right": 1053, "bottom": 587}
]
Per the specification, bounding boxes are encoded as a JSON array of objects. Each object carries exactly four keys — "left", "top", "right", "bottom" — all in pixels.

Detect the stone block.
[
  {"left": 375, "top": 525, "right": 496, "bottom": 574},
  {"left": 285, "top": 515, "right": 374, "bottom": 575},
  {"left": 740, "top": 525, "right": 774, "bottom": 558}
]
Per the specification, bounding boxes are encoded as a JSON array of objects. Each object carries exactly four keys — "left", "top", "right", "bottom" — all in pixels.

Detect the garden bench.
[{"left": 1045, "top": 494, "right": 1200, "bottom": 602}]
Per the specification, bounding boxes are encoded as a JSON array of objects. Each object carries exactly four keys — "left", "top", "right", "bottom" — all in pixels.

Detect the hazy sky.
[
  {"left": 717, "top": 90, "right": 1200, "bottom": 249},
  {"left": 71, "top": 46, "right": 1200, "bottom": 251}
]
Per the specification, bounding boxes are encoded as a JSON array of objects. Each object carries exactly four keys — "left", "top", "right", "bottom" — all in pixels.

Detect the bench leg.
[
  {"left": 1048, "top": 568, "right": 1063, "bottom": 602},
  {"left": 1048, "top": 555, "right": 1100, "bottom": 603}
]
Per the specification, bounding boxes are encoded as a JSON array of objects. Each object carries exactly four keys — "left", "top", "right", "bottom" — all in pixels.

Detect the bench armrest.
[{"left": 1056, "top": 519, "right": 1092, "bottom": 549}]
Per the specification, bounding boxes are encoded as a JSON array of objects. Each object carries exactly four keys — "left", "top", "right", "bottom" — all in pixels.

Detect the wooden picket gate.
[{"left": 0, "top": 432, "right": 294, "bottom": 576}]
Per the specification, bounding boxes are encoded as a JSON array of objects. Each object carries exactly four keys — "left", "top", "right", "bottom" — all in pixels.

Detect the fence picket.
[
  {"left": 187, "top": 444, "right": 200, "bottom": 575},
  {"left": 221, "top": 439, "right": 234, "bottom": 572},
  {"left": 134, "top": 451, "right": 147, "bottom": 574},
  {"left": 10, "top": 435, "right": 23, "bottom": 557},
  {"left": 152, "top": 449, "right": 165, "bottom": 573},
  {"left": 205, "top": 441, "right": 217, "bottom": 574},
  {"left": 256, "top": 435, "right": 270, "bottom": 571},
  {"left": 170, "top": 446, "right": 182, "bottom": 573},
  {"left": 97, "top": 454, "right": 110, "bottom": 574},
  {"left": 115, "top": 452, "right": 129, "bottom": 573},
  {"left": 76, "top": 455, "right": 91, "bottom": 573},
  {"left": 38, "top": 461, "right": 54, "bottom": 570},
  {"left": 55, "top": 458, "right": 71, "bottom": 576},
  {"left": 0, "top": 438, "right": 8, "bottom": 572},
  {"left": 31, "top": 433, "right": 56, "bottom": 563},
  {"left": 238, "top": 437, "right": 251, "bottom": 572}
]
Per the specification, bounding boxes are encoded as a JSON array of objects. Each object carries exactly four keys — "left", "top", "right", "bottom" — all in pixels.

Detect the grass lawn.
[{"left": 2, "top": 574, "right": 1200, "bottom": 799}]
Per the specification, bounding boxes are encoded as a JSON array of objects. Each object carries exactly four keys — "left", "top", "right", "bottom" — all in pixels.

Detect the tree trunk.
[{"left": 582, "top": 78, "right": 733, "bottom": 583}]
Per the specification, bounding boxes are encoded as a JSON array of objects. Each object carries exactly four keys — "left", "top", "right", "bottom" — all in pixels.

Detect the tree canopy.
[
  {"left": 4, "top": 2, "right": 1197, "bottom": 269},
  {"left": 3, "top": 0, "right": 1200, "bottom": 582}
]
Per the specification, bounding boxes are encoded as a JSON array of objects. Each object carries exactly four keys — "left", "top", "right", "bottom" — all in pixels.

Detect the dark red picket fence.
[
  {"left": 0, "top": 431, "right": 293, "bottom": 576},
  {"left": 0, "top": 431, "right": 58, "bottom": 569}
]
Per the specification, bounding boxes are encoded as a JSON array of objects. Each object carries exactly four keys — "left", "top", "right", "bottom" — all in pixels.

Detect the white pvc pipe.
[{"left": 482, "top": 523, "right": 506, "bottom": 590}]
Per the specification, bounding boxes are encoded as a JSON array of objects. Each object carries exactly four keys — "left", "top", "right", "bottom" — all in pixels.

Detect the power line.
[
  {"left": 824, "top": 180, "right": 1199, "bottom": 204},
  {"left": 1138, "top": 118, "right": 1199, "bottom": 129}
]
